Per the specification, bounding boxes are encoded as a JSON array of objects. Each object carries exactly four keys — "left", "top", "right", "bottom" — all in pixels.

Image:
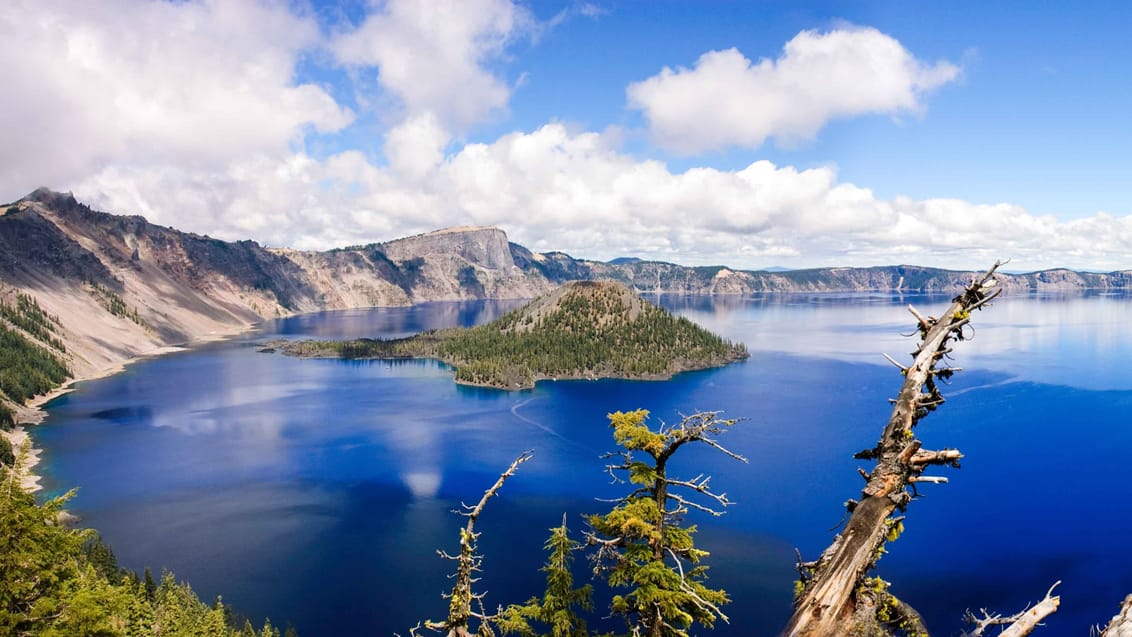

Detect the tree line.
[
  {"left": 0, "top": 293, "right": 65, "bottom": 353},
  {"left": 0, "top": 291, "right": 70, "bottom": 405},
  {"left": 0, "top": 456, "right": 293, "bottom": 637}
]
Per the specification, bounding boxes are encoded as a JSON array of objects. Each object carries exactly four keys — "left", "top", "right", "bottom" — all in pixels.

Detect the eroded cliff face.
[
  {"left": 377, "top": 226, "right": 553, "bottom": 302},
  {"left": 1, "top": 190, "right": 293, "bottom": 379},
  {"left": 382, "top": 226, "right": 515, "bottom": 271},
  {"left": 2, "top": 188, "right": 1131, "bottom": 393},
  {"left": 0, "top": 192, "right": 557, "bottom": 383}
]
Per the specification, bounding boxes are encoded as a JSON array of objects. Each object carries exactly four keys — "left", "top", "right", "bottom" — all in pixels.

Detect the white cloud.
[
  {"left": 4, "top": 3, "right": 1128, "bottom": 274},
  {"left": 0, "top": 0, "right": 352, "bottom": 201},
  {"left": 330, "top": 0, "right": 532, "bottom": 132},
  {"left": 383, "top": 113, "right": 449, "bottom": 180},
  {"left": 75, "top": 123, "right": 1132, "bottom": 273},
  {"left": 627, "top": 26, "right": 961, "bottom": 154}
]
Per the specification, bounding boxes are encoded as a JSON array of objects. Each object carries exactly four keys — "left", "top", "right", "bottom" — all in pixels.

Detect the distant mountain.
[
  {"left": 3, "top": 188, "right": 1132, "bottom": 406},
  {"left": 276, "top": 280, "right": 748, "bottom": 389},
  {"left": 607, "top": 256, "right": 643, "bottom": 265}
]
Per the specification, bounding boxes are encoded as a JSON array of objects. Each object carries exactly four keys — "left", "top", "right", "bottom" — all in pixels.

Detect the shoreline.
[
  {"left": 4, "top": 325, "right": 258, "bottom": 493},
  {"left": 275, "top": 345, "right": 749, "bottom": 391}
]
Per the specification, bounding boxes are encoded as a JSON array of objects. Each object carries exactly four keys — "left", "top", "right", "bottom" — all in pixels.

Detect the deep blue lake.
[{"left": 33, "top": 292, "right": 1132, "bottom": 636}]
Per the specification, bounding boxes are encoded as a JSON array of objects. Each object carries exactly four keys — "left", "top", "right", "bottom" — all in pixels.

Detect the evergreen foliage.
[
  {"left": 87, "top": 282, "right": 146, "bottom": 328},
  {"left": 586, "top": 410, "right": 745, "bottom": 637},
  {"left": 0, "top": 401, "right": 14, "bottom": 431},
  {"left": 437, "top": 283, "right": 745, "bottom": 388},
  {"left": 0, "top": 323, "right": 70, "bottom": 404},
  {"left": 498, "top": 521, "right": 593, "bottom": 637},
  {"left": 417, "top": 410, "right": 743, "bottom": 637},
  {"left": 0, "top": 461, "right": 288, "bottom": 637},
  {"left": 0, "top": 291, "right": 70, "bottom": 404},
  {"left": 0, "top": 294, "right": 65, "bottom": 352},
  {"left": 0, "top": 435, "right": 12, "bottom": 466}
]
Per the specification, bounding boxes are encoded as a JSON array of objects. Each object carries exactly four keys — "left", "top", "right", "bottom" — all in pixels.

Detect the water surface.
[{"left": 35, "top": 294, "right": 1132, "bottom": 635}]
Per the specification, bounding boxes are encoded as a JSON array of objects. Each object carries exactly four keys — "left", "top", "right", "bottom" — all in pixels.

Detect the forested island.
[{"left": 274, "top": 281, "right": 749, "bottom": 389}]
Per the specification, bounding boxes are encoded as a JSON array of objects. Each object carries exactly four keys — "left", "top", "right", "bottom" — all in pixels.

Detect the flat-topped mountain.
[
  {"left": 275, "top": 280, "right": 749, "bottom": 389},
  {"left": 381, "top": 226, "right": 515, "bottom": 270}
]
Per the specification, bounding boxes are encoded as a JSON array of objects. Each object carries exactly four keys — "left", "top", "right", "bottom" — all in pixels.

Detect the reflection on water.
[
  {"left": 270, "top": 299, "right": 526, "bottom": 341},
  {"left": 32, "top": 291, "right": 1132, "bottom": 635},
  {"left": 675, "top": 291, "right": 1132, "bottom": 390}
]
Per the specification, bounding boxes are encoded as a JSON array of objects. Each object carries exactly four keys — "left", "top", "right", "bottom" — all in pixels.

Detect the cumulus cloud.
[
  {"left": 4, "top": 3, "right": 1126, "bottom": 273},
  {"left": 75, "top": 123, "right": 1132, "bottom": 272},
  {"left": 0, "top": 0, "right": 353, "bottom": 202},
  {"left": 627, "top": 26, "right": 961, "bottom": 154},
  {"left": 331, "top": 0, "right": 532, "bottom": 132}
]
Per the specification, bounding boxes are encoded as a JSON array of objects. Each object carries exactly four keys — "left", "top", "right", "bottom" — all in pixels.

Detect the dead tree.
[
  {"left": 961, "top": 581, "right": 1061, "bottom": 637},
  {"left": 1101, "top": 596, "right": 1132, "bottom": 636},
  {"left": 784, "top": 263, "right": 1010, "bottom": 636},
  {"left": 415, "top": 451, "right": 535, "bottom": 637}
]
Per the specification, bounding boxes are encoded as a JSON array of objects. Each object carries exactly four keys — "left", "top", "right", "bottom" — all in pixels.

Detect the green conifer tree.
[
  {"left": 586, "top": 410, "right": 746, "bottom": 637},
  {"left": 498, "top": 519, "right": 592, "bottom": 637}
]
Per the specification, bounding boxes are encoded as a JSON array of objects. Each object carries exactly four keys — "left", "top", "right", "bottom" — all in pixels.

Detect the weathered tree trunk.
[
  {"left": 783, "top": 263, "right": 1003, "bottom": 637},
  {"left": 1103, "top": 595, "right": 1132, "bottom": 637},
  {"left": 962, "top": 581, "right": 1061, "bottom": 637}
]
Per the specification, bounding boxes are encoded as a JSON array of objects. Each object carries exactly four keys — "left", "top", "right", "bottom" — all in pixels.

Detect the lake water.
[{"left": 33, "top": 292, "right": 1132, "bottom": 635}]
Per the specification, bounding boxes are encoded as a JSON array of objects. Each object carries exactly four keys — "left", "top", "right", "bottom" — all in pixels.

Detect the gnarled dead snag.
[
  {"left": 1101, "top": 595, "right": 1132, "bottom": 637},
  {"left": 414, "top": 451, "right": 535, "bottom": 637},
  {"left": 962, "top": 581, "right": 1061, "bottom": 637},
  {"left": 783, "top": 262, "right": 1004, "bottom": 637}
]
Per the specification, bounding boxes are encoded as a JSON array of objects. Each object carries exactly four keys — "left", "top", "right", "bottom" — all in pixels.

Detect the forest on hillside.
[
  {"left": 0, "top": 290, "right": 293, "bottom": 636},
  {"left": 0, "top": 462, "right": 292, "bottom": 637},
  {"left": 0, "top": 293, "right": 69, "bottom": 405}
]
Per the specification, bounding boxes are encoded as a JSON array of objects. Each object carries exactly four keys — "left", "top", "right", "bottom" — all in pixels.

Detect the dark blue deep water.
[{"left": 33, "top": 294, "right": 1132, "bottom": 636}]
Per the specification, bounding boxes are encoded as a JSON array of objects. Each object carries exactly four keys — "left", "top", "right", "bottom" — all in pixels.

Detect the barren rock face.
[
  {"left": 381, "top": 227, "right": 516, "bottom": 271},
  {"left": 0, "top": 194, "right": 560, "bottom": 383}
]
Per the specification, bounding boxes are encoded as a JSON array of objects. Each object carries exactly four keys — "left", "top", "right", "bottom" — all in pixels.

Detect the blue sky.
[{"left": 2, "top": 0, "right": 1130, "bottom": 270}]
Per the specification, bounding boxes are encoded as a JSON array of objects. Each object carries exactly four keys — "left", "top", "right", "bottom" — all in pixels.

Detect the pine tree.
[
  {"left": 586, "top": 410, "right": 746, "bottom": 637},
  {"left": 498, "top": 519, "right": 592, "bottom": 637}
]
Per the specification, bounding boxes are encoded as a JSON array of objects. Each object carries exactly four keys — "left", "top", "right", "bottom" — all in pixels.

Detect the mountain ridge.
[{"left": 2, "top": 188, "right": 1132, "bottom": 409}]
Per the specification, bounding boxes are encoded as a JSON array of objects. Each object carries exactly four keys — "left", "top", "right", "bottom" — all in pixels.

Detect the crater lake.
[{"left": 32, "top": 292, "right": 1132, "bottom": 635}]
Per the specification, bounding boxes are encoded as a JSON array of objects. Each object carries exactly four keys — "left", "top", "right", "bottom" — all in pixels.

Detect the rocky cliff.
[
  {"left": 2, "top": 188, "right": 1131, "bottom": 404},
  {"left": 0, "top": 190, "right": 561, "bottom": 388}
]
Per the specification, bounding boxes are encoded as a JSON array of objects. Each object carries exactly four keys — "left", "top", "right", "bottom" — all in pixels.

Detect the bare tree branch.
[
  {"left": 1100, "top": 595, "right": 1132, "bottom": 637},
  {"left": 785, "top": 262, "right": 1007, "bottom": 637},
  {"left": 417, "top": 450, "right": 534, "bottom": 637},
  {"left": 962, "top": 581, "right": 1061, "bottom": 637}
]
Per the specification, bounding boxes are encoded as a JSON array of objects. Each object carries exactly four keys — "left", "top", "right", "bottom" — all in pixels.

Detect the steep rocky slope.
[{"left": 0, "top": 191, "right": 557, "bottom": 388}]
